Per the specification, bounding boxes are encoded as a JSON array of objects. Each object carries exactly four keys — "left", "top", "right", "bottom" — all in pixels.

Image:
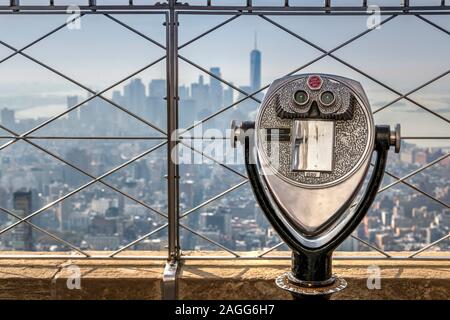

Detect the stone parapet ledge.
[
  {"left": 0, "top": 251, "right": 448, "bottom": 300},
  {"left": 0, "top": 251, "right": 165, "bottom": 300},
  {"left": 180, "top": 252, "right": 450, "bottom": 300}
]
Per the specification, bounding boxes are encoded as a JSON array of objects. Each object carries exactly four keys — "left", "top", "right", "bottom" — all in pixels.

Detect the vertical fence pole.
[
  {"left": 163, "top": 0, "right": 181, "bottom": 300},
  {"left": 166, "top": 1, "right": 180, "bottom": 263}
]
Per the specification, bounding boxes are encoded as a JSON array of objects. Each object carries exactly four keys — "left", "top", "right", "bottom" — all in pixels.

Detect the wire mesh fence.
[{"left": 0, "top": 1, "right": 448, "bottom": 261}]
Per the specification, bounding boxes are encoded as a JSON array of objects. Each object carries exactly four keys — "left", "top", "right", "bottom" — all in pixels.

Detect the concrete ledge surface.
[{"left": 0, "top": 251, "right": 448, "bottom": 300}]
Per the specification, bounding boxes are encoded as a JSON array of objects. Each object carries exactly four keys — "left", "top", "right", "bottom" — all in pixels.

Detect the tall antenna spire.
[{"left": 254, "top": 31, "right": 257, "bottom": 50}]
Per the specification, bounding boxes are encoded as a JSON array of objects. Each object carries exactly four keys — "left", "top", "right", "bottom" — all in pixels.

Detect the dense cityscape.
[{"left": 0, "top": 43, "right": 448, "bottom": 254}]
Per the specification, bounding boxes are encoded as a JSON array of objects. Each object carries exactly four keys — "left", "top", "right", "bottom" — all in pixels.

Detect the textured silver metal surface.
[
  {"left": 253, "top": 74, "right": 375, "bottom": 238},
  {"left": 275, "top": 272, "right": 347, "bottom": 296},
  {"left": 257, "top": 75, "right": 371, "bottom": 188},
  {"left": 259, "top": 154, "right": 369, "bottom": 235},
  {"left": 291, "top": 120, "right": 335, "bottom": 172},
  {"left": 274, "top": 76, "right": 355, "bottom": 119}
]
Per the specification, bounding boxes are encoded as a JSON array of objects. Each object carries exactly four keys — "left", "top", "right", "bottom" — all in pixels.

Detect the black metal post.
[{"left": 291, "top": 251, "right": 333, "bottom": 284}]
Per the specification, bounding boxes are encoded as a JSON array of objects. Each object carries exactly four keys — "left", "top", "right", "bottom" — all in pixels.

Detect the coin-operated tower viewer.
[{"left": 231, "top": 74, "right": 400, "bottom": 297}]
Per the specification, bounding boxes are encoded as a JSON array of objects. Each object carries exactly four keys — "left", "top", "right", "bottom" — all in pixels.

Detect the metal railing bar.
[
  {"left": 178, "top": 14, "right": 241, "bottom": 49},
  {"left": 179, "top": 141, "right": 248, "bottom": 179},
  {"left": 373, "top": 69, "right": 450, "bottom": 114},
  {"left": 179, "top": 136, "right": 230, "bottom": 140},
  {"left": 408, "top": 233, "right": 450, "bottom": 258},
  {"left": 179, "top": 55, "right": 262, "bottom": 104},
  {"left": 0, "top": 4, "right": 448, "bottom": 13},
  {"left": 416, "top": 14, "right": 450, "bottom": 36},
  {"left": 402, "top": 136, "right": 450, "bottom": 140},
  {"left": 108, "top": 223, "right": 168, "bottom": 257},
  {"left": 0, "top": 55, "right": 166, "bottom": 152},
  {"left": 178, "top": 15, "right": 396, "bottom": 136},
  {"left": 403, "top": 0, "right": 410, "bottom": 11},
  {"left": 350, "top": 235, "right": 392, "bottom": 257},
  {"left": 0, "top": 7, "right": 446, "bottom": 16},
  {"left": 177, "top": 11, "right": 450, "bottom": 17},
  {"left": 0, "top": 4, "right": 169, "bottom": 12},
  {"left": 0, "top": 14, "right": 85, "bottom": 66},
  {"left": 0, "top": 255, "right": 167, "bottom": 260},
  {"left": 380, "top": 153, "right": 449, "bottom": 193},
  {"left": 104, "top": 13, "right": 167, "bottom": 50},
  {"left": 261, "top": 15, "right": 450, "bottom": 124},
  {"left": 0, "top": 136, "right": 232, "bottom": 140},
  {"left": 180, "top": 180, "right": 248, "bottom": 219},
  {"left": 180, "top": 255, "right": 450, "bottom": 260},
  {"left": 0, "top": 40, "right": 168, "bottom": 137},
  {"left": 0, "top": 11, "right": 168, "bottom": 15},
  {"left": 166, "top": 7, "right": 180, "bottom": 261},
  {"left": 0, "top": 206, "right": 90, "bottom": 257},
  {"left": 175, "top": 6, "right": 450, "bottom": 13},
  {"left": 257, "top": 242, "right": 285, "bottom": 257},
  {"left": 0, "top": 141, "right": 167, "bottom": 236},
  {"left": 0, "top": 254, "right": 447, "bottom": 260},
  {"left": 0, "top": 136, "right": 167, "bottom": 140},
  {"left": 180, "top": 224, "right": 240, "bottom": 257}
]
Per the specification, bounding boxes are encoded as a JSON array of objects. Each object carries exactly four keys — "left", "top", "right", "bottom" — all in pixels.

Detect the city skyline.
[
  {"left": 0, "top": 11, "right": 448, "bottom": 253},
  {"left": 1, "top": 14, "right": 449, "bottom": 147},
  {"left": 0, "top": 43, "right": 447, "bottom": 253}
]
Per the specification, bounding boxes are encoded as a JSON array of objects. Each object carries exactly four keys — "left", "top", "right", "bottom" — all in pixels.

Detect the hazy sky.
[{"left": 0, "top": 1, "right": 448, "bottom": 145}]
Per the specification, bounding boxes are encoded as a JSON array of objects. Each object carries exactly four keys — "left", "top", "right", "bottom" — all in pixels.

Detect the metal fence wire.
[{"left": 0, "top": 1, "right": 448, "bottom": 262}]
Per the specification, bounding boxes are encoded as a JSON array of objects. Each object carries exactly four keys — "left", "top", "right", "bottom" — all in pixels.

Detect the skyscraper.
[
  {"left": 12, "top": 190, "right": 34, "bottom": 251},
  {"left": 1, "top": 108, "right": 16, "bottom": 130},
  {"left": 124, "top": 78, "right": 146, "bottom": 117},
  {"left": 191, "top": 75, "right": 209, "bottom": 111},
  {"left": 148, "top": 79, "right": 166, "bottom": 99},
  {"left": 250, "top": 34, "right": 261, "bottom": 92},
  {"left": 67, "top": 95, "right": 79, "bottom": 126},
  {"left": 147, "top": 79, "right": 167, "bottom": 128},
  {"left": 209, "top": 67, "right": 223, "bottom": 108},
  {"left": 223, "top": 86, "right": 234, "bottom": 107},
  {"left": 63, "top": 148, "right": 92, "bottom": 187}
]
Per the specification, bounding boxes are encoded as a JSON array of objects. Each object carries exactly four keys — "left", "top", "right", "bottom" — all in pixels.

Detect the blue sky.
[
  {"left": 0, "top": 3, "right": 448, "bottom": 145},
  {"left": 0, "top": 12, "right": 448, "bottom": 92}
]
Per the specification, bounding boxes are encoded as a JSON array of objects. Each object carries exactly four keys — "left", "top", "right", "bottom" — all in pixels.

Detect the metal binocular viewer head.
[{"left": 231, "top": 74, "right": 400, "bottom": 298}]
